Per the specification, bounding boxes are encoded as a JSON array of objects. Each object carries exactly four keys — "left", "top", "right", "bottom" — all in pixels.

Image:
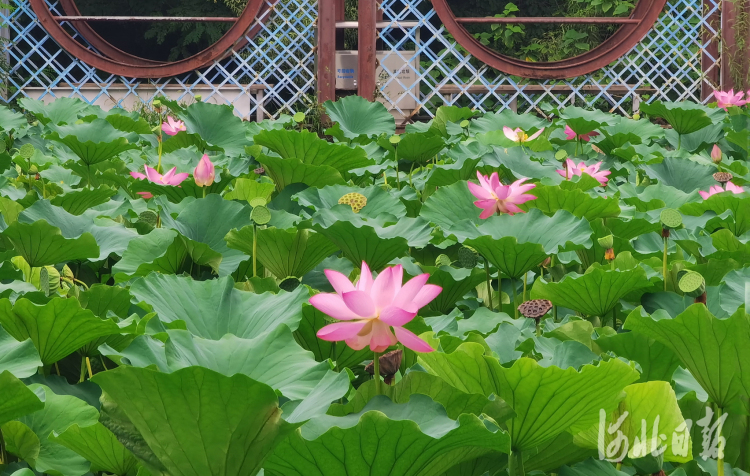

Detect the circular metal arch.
[
  {"left": 30, "top": 0, "right": 268, "bottom": 78},
  {"left": 431, "top": 0, "right": 668, "bottom": 79}
]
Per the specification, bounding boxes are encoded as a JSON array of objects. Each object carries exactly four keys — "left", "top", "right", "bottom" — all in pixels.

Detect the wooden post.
[
  {"left": 335, "top": 0, "right": 345, "bottom": 50},
  {"left": 721, "top": 0, "right": 750, "bottom": 92},
  {"left": 358, "top": 0, "right": 377, "bottom": 100},
  {"left": 318, "top": 0, "right": 336, "bottom": 105},
  {"left": 701, "top": 0, "right": 720, "bottom": 100}
]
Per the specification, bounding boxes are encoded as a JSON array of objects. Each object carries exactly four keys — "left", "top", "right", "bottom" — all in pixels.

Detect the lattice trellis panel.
[
  {"left": 0, "top": 0, "right": 317, "bottom": 119},
  {"left": 378, "top": 0, "right": 720, "bottom": 118}
]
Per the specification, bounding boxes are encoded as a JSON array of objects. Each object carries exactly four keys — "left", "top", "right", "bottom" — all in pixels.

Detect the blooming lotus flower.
[
  {"left": 699, "top": 182, "right": 745, "bottom": 199},
  {"left": 130, "top": 165, "right": 189, "bottom": 199},
  {"left": 312, "top": 262, "right": 441, "bottom": 353},
  {"left": 711, "top": 145, "right": 722, "bottom": 163},
  {"left": 468, "top": 171, "right": 536, "bottom": 219},
  {"left": 714, "top": 89, "right": 747, "bottom": 110},
  {"left": 194, "top": 154, "right": 215, "bottom": 187},
  {"left": 556, "top": 159, "right": 611, "bottom": 186},
  {"left": 503, "top": 126, "right": 544, "bottom": 144},
  {"left": 564, "top": 125, "right": 600, "bottom": 142},
  {"left": 161, "top": 116, "right": 186, "bottom": 136}
]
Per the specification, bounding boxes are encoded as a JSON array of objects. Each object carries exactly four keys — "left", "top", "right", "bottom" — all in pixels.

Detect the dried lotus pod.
[
  {"left": 338, "top": 192, "right": 367, "bottom": 213},
  {"left": 365, "top": 349, "right": 403, "bottom": 385},
  {"left": 518, "top": 299, "right": 553, "bottom": 320},
  {"left": 713, "top": 172, "right": 733, "bottom": 184}
]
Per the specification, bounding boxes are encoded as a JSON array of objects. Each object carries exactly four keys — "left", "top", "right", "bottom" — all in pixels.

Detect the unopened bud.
[{"left": 711, "top": 144, "right": 722, "bottom": 164}]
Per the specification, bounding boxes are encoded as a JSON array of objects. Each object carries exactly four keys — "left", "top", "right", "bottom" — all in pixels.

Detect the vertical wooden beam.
[
  {"left": 335, "top": 0, "right": 345, "bottom": 50},
  {"left": 701, "top": 0, "right": 720, "bottom": 100},
  {"left": 721, "top": 0, "right": 750, "bottom": 92},
  {"left": 358, "top": 0, "right": 377, "bottom": 100},
  {"left": 318, "top": 0, "right": 336, "bottom": 105}
]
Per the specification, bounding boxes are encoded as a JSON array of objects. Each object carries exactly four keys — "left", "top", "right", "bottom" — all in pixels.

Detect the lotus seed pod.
[
  {"left": 248, "top": 197, "right": 267, "bottom": 208},
  {"left": 40, "top": 266, "right": 60, "bottom": 297},
  {"left": 597, "top": 235, "right": 614, "bottom": 250},
  {"left": 678, "top": 271, "right": 705, "bottom": 298},
  {"left": 194, "top": 95, "right": 202, "bottom": 102},
  {"left": 251, "top": 205, "right": 271, "bottom": 225},
  {"left": 293, "top": 112, "right": 305, "bottom": 123},
  {"left": 460, "top": 119, "right": 470, "bottom": 128},
  {"left": 660, "top": 208, "right": 682, "bottom": 230},
  {"left": 457, "top": 246, "right": 479, "bottom": 268},
  {"left": 632, "top": 113, "right": 641, "bottom": 120},
  {"left": 518, "top": 299, "right": 553, "bottom": 320},
  {"left": 279, "top": 276, "right": 301, "bottom": 292},
  {"left": 435, "top": 254, "right": 452, "bottom": 267},
  {"left": 365, "top": 349, "right": 403, "bottom": 384},
  {"left": 389, "top": 135, "right": 401, "bottom": 144},
  {"left": 713, "top": 172, "right": 733, "bottom": 184},
  {"left": 19, "top": 143, "right": 35, "bottom": 159},
  {"left": 137, "top": 210, "right": 158, "bottom": 228},
  {"left": 152, "top": 99, "right": 161, "bottom": 107},
  {"left": 253, "top": 167, "right": 265, "bottom": 175},
  {"left": 28, "top": 165, "right": 38, "bottom": 174},
  {"left": 338, "top": 192, "right": 367, "bottom": 213}
]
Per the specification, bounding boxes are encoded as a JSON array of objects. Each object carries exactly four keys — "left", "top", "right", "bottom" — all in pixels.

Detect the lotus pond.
[{"left": 0, "top": 93, "right": 749, "bottom": 476}]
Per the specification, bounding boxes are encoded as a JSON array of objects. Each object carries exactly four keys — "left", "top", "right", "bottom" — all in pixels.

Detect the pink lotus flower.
[
  {"left": 312, "top": 262, "right": 441, "bottom": 353},
  {"left": 468, "top": 171, "right": 536, "bottom": 219},
  {"left": 556, "top": 159, "right": 611, "bottom": 186},
  {"left": 161, "top": 116, "right": 186, "bottom": 136},
  {"left": 711, "top": 145, "right": 722, "bottom": 163},
  {"left": 564, "top": 125, "right": 600, "bottom": 142},
  {"left": 699, "top": 182, "right": 745, "bottom": 199},
  {"left": 130, "top": 166, "right": 189, "bottom": 199},
  {"left": 503, "top": 126, "right": 544, "bottom": 144},
  {"left": 194, "top": 154, "right": 215, "bottom": 187},
  {"left": 714, "top": 90, "right": 747, "bottom": 110}
]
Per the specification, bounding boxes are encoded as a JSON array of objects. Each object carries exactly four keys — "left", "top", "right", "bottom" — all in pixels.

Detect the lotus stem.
[
  {"left": 508, "top": 450, "right": 516, "bottom": 476},
  {"left": 616, "top": 462, "right": 622, "bottom": 471},
  {"left": 373, "top": 352, "right": 382, "bottom": 395},
  {"left": 717, "top": 406, "right": 724, "bottom": 476},
  {"left": 408, "top": 163, "right": 415, "bottom": 189},
  {"left": 512, "top": 278, "right": 518, "bottom": 319},
  {"left": 695, "top": 292, "right": 707, "bottom": 305},
  {"left": 663, "top": 236, "right": 668, "bottom": 292},
  {"left": 86, "top": 357, "right": 94, "bottom": 379},
  {"left": 100, "top": 356, "right": 108, "bottom": 371},
  {"left": 78, "top": 356, "right": 86, "bottom": 383},
  {"left": 253, "top": 224, "right": 258, "bottom": 278},
  {"left": 396, "top": 167, "right": 400, "bottom": 190},
  {"left": 485, "top": 258, "right": 494, "bottom": 312},
  {"left": 54, "top": 362, "right": 60, "bottom": 375},
  {"left": 516, "top": 450, "right": 525, "bottom": 476},
  {"left": 523, "top": 271, "right": 528, "bottom": 302},
  {"left": 383, "top": 171, "right": 388, "bottom": 189},
  {"left": 202, "top": 187, "right": 206, "bottom": 199}
]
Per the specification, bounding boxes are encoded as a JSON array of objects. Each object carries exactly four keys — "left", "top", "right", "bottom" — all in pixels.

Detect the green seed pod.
[
  {"left": 19, "top": 143, "right": 35, "bottom": 160},
  {"left": 251, "top": 205, "right": 271, "bottom": 225},
  {"left": 389, "top": 135, "right": 401, "bottom": 145},
  {"left": 660, "top": 208, "right": 683, "bottom": 230},
  {"left": 152, "top": 99, "right": 161, "bottom": 107},
  {"left": 435, "top": 254, "right": 452, "bottom": 268},
  {"left": 138, "top": 210, "right": 159, "bottom": 228},
  {"left": 40, "top": 266, "right": 60, "bottom": 297},
  {"left": 248, "top": 197, "right": 267, "bottom": 208},
  {"left": 632, "top": 113, "right": 641, "bottom": 120},
  {"left": 457, "top": 246, "right": 479, "bottom": 269},
  {"left": 459, "top": 119, "right": 470, "bottom": 128},
  {"left": 194, "top": 95, "right": 202, "bottom": 102},
  {"left": 279, "top": 276, "right": 301, "bottom": 292},
  {"left": 597, "top": 235, "right": 614, "bottom": 250},
  {"left": 293, "top": 112, "right": 305, "bottom": 123},
  {"left": 678, "top": 271, "right": 705, "bottom": 298}
]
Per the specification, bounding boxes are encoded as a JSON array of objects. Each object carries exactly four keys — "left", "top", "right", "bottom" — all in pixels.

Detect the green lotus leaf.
[
  {"left": 2, "top": 385, "right": 99, "bottom": 476},
  {"left": 159, "top": 195, "right": 253, "bottom": 275},
  {"left": 226, "top": 226, "right": 338, "bottom": 279},
  {"left": 624, "top": 305, "right": 750, "bottom": 408},
  {"left": 19, "top": 97, "right": 98, "bottom": 125},
  {"left": 644, "top": 157, "right": 715, "bottom": 193},
  {"left": 524, "top": 432, "right": 597, "bottom": 473},
  {"left": 425, "top": 156, "right": 483, "bottom": 191},
  {"left": 0, "top": 105, "right": 30, "bottom": 131},
  {"left": 558, "top": 458, "right": 630, "bottom": 476},
  {"left": 681, "top": 194, "right": 750, "bottom": 237},
  {"left": 50, "top": 423, "right": 138, "bottom": 476},
  {"left": 328, "top": 370, "right": 510, "bottom": 422},
  {"left": 264, "top": 394, "right": 510, "bottom": 476},
  {"left": 111, "top": 228, "right": 199, "bottom": 282},
  {"left": 521, "top": 184, "right": 621, "bottom": 221},
  {"left": 78, "top": 284, "right": 132, "bottom": 320},
  {"left": 420, "top": 180, "right": 483, "bottom": 231},
  {"left": 0, "top": 326, "right": 42, "bottom": 378},
  {"left": 0, "top": 298, "right": 119, "bottom": 365},
  {"left": 413, "top": 266, "right": 487, "bottom": 314},
  {"left": 49, "top": 187, "right": 116, "bottom": 216},
  {"left": 419, "top": 344, "right": 639, "bottom": 451},
  {"left": 531, "top": 267, "right": 651, "bottom": 317},
  {"left": 92, "top": 366, "right": 298, "bottom": 476},
  {"left": 595, "top": 330, "right": 681, "bottom": 382},
  {"left": 105, "top": 112, "right": 152, "bottom": 135},
  {"left": 574, "top": 381, "right": 691, "bottom": 463},
  {"left": 396, "top": 131, "right": 446, "bottom": 164},
  {"left": 560, "top": 106, "right": 618, "bottom": 135},
  {"left": 718, "top": 267, "right": 750, "bottom": 315},
  {"left": 0, "top": 371, "right": 43, "bottom": 426},
  {"left": 254, "top": 129, "right": 373, "bottom": 175},
  {"left": 0, "top": 196, "right": 24, "bottom": 225},
  {"left": 256, "top": 155, "right": 345, "bottom": 191},
  {"left": 294, "top": 184, "right": 407, "bottom": 218},
  {"left": 464, "top": 209, "right": 593, "bottom": 278},
  {"left": 130, "top": 171, "right": 232, "bottom": 202},
  {"left": 293, "top": 305, "right": 372, "bottom": 369},
  {"left": 46, "top": 119, "right": 138, "bottom": 166},
  {"left": 312, "top": 207, "right": 410, "bottom": 270},
  {"left": 19, "top": 200, "right": 137, "bottom": 261},
  {"left": 175, "top": 101, "right": 252, "bottom": 157},
  {"left": 129, "top": 273, "right": 308, "bottom": 340},
  {"left": 324, "top": 95, "right": 396, "bottom": 139},
  {"left": 160, "top": 131, "right": 219, "bottom": 154},
  {"left": 470, "top": 109, "right": 546, "bottom": 136},
  {"left": 1, "top": 220, "right": 99, "bottom": 267},
  {"left": 224, "top": 178, "right": 275, "bottom": 204},
  {"left": 639, "top": 100, "right": 719, "bottom": 136}
]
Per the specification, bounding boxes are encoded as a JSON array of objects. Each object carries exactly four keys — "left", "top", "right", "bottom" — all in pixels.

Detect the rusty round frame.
[
  {"left": 431, "top": 0, "right": 668, "bottom": 79},
  {"left": 30, "top": 0, "right": 269, "bottom": 78}
]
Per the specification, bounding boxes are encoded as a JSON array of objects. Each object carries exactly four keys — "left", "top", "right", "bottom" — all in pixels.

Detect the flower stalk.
[
  {"left": 373, "top": 351, "right": 382, "bottom": 395},
  {"left": 485, "top": 258, "right": 494, "bottom": 311}
]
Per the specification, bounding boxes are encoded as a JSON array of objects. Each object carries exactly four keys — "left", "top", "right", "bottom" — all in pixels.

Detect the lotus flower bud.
[
  {"left": 711, "top": 145, "right": 722, "bottom": 164},
  {"left": 194, "top": 154, "right": 215, "bottom": 187},
  {"left": 540, "top": 256, "right": 552, "bottom": 268}
]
